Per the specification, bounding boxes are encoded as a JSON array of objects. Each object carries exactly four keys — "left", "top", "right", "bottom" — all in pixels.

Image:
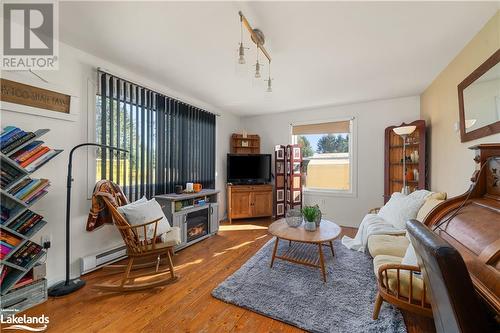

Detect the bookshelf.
[
  {"left": 0, "top": 126, "right": 62, "bottom": 310},
  {"left": 230, "top": 133, "right": 260, "bottom": 154},
  {"left": 384, "top": 120, "right": 427, "bottom": 203}
]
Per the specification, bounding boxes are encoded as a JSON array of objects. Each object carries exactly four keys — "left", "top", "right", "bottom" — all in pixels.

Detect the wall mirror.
[{"left": 458, "top": 49, "right": 500, "bottom": 142}]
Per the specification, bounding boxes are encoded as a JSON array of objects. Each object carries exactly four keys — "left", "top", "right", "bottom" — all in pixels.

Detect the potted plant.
[
  {"left": 313, "top": 205, "right": 322, "bottom": 227},
  {"left": 302, "top": 206, "right": 319, "bottom": 231}
]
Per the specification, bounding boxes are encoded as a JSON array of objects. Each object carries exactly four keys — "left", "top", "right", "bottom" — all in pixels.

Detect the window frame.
[{"left": 290, "top": 117, "right": 357, "bottom": 198}]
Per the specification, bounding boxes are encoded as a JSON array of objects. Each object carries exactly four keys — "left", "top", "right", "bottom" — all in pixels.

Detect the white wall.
[
  {"left": 242, "top": 96, "right": 421, "bottom": 227},
  {"left": 0, "top": 41, "right": 240, "bottom": 285}
]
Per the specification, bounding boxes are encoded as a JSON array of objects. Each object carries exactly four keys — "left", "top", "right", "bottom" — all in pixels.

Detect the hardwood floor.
[{"left": 23, "top": 220, "right": 357, "bottom": 332}]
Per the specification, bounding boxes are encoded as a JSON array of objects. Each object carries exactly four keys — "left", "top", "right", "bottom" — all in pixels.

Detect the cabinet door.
[
  {"left": 209, "top": 203, "right": 219, "bottom": 234},
  {"left": 173, "top": 213, "right": 187, "bottom": 244},
  {"left": 251, "top": 191, "right": 273, "bottom": 217},
  {"left": 231, "top": 191, "right": 252, "bottom": 218}
]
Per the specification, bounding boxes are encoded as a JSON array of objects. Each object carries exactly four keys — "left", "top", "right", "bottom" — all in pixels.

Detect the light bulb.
[
  {"left": 238, "top": 43, "right": 245, "bottom": 65},
  {"left": 266, "top": 78, "right": 272, "bottom": 92},
  {"left": 255, "top": 61, "right": 261, "bottom": 78}
]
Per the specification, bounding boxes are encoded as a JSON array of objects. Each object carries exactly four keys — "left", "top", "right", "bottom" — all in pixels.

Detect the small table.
[{"left": 268, "top": 219, "right": 341, "bottom": 282}]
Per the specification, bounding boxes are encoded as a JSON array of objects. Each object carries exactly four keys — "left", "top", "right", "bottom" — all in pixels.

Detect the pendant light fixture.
[
  {"left": 238, "top": 14, "right": 246, "bottom": 65},
  {"left": 266, "top": 60, "right": 273, "bottom": 92},
  {"left": 254, "top": 45, "right": 262, "bottom": 78},
  {"left": 237, "top": 11, "right": 274, "bottom": 92}
]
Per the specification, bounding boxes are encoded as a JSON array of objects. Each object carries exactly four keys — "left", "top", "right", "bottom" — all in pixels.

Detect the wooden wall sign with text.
[{"left": 1, "top": 79, "right": 71, "bottom": 114}]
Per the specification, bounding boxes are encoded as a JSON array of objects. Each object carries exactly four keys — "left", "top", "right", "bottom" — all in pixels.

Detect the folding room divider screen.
[{"left": 96, "top": 70, "right": 216, "bottom": 201}]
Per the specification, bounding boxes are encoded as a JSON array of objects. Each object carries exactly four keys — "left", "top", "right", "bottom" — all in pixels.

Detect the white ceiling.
[{"left": 60, "top": 1, "right": 498, "bottom": 116}]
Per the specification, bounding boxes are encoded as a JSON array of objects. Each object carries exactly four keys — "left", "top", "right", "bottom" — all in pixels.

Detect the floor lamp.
[
  {"left": 393, "top": 126, "right": 416, "bottom": 195},
  {"left": 48, "top": 143, "right": 128, "bottom": 297}
]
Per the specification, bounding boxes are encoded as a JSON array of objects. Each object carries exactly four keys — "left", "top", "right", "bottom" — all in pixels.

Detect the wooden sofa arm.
[{"left": 377, "top": 263, "right": 432, "bottom": 313}]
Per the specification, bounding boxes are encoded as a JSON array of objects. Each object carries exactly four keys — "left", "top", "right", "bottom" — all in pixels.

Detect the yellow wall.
[{"left": 420, "top": 11, "right": 500, "bottom": 196}]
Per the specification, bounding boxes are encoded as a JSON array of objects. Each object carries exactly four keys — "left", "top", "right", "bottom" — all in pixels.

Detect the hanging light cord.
[{"left": 432, "top": 157, "right": 492, "bottom": 231}]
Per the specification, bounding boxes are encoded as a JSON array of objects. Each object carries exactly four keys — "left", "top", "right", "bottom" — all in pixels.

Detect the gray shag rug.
[{"left": 212, "top": 238, "right": 406, "bottom": 333}]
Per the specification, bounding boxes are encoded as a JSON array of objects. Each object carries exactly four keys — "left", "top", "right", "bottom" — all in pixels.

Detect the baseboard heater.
[{"left": 80, "top": 244, "right": 127, "bottom": 275}]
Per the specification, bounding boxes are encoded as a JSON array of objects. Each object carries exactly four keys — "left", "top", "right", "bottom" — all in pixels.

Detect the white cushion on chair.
[{"left": 118, "top": 198, "right": 171, "bottom": 241}]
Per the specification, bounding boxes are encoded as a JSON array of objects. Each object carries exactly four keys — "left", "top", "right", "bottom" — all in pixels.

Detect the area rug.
[{"left": 212, "top": 238, "right": 406, "bottom": 333}]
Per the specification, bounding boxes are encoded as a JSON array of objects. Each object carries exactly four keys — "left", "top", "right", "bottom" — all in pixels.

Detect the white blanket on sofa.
[{"left": 341, "top": 214, "right": 405, "bottom": 252}]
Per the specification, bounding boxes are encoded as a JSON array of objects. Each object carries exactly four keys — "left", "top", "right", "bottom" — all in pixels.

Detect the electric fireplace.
[{"left": 185, "top": 207, "right": 209, "bottom": 243}]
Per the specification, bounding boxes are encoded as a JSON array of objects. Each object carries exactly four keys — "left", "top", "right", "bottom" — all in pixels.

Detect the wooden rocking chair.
[{"left": 93, "top": 197, "right": 180, "bottom": 292}]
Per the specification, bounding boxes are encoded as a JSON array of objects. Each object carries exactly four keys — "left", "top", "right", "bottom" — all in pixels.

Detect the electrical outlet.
[{"left": 41, "top": 235, "right": 51, "bottom": 249}]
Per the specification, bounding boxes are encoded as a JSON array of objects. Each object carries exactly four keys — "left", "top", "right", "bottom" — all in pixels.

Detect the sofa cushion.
[
  {"left": 378, "top": 190, "right": 430, "bottom": 229},
  {"left": 416, "top": 192, "right": 447, "bottom": 222},
  {"left": 374, "top": 254, "right": 429, "bottom": 303},
  {"left": 368, "top": 234, "right": 409, "bottom": 258}
]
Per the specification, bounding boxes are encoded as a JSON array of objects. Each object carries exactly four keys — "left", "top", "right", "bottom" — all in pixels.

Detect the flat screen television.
[{"left": 227, "top": 154, "right": 271, "bottom": 184}]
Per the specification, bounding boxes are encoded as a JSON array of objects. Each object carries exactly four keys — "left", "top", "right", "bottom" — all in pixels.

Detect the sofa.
[{"left": 368, "top": 192, "right": 447, "bottom": 319}]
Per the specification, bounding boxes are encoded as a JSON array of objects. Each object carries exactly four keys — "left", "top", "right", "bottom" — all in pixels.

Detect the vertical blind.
[{"left": 96, "top": 71, "right": 216, "bottom": 201}]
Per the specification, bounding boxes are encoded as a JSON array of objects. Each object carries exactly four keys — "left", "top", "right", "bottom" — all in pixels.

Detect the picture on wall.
[
  {"left": 277, "top": 203, "right": 284, "bottom": 215},
  {"left": 276, "top": 189, "right": 284, "bottom": 201},
  {"left": 293, "top": 162, "right": 300, "bottom": 173},
  {"left": 286, "top": 190, "right": 290, "bottom": 202}
]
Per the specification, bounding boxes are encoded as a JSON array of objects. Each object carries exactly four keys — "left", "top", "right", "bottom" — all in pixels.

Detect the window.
[
  {"left": 96, "top": 71, "right": 216, "bottom": 201},
  {"left": 292, "top": 119, "right": 354, "bottom": 193}
]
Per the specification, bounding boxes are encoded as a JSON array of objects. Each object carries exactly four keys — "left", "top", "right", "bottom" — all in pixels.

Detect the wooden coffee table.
[{"left": 268, "top": 218, "right": 341, "bottom": 282}]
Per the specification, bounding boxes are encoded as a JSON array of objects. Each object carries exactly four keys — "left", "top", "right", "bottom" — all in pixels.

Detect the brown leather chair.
[{"left": 406, "top": 219, "right": 491, "bottom": 333}]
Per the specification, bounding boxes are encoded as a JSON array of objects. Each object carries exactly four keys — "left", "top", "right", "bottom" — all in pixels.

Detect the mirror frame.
[{"left": 457, "top": 48, "right": 500, "bottom": 143}]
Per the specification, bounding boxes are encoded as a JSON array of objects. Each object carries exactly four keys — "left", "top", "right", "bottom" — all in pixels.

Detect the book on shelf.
[
  {"left": 0, "top": 231, "right": 22, "bottom": 247},
  {"left": 25, "top": 190, "right": 48, "bottom": 205},
  {"left": 9, "top": 210, "right": 43, "bottom": 234},
  {"left": 25, "top": 150, "right": 59, "bottom": 173},
  {"left": 1, "top": 131, "right": 36, "bottom": 155},
  {"left": 0, "top": 265, "right": 7, "bottom": 285},
  {"left": 1, "top": 126, "right": 22, "bottom": 143},
  {"left": 8, "top": 241, "right": 42, "bottom": 267},
  {"left": 13, "top": 272, "right": 34, "bottom": 289},
  {"left": 9, "top": 179, "right": 49, "bottom": 202},
  {"left": 10, "top": 141, "right": 44, "bottom": 163},
  {"left": 8, "top": 178, "right": 32, "bottom": 196},
  {"left": 1, "top": 206, "right": 11, "bottom": 224},
  {"left": 19, "top": 146, "right": 50, "bottom": 168}
]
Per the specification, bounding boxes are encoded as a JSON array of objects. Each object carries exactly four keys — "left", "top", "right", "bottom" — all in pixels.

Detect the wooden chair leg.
[
  {"left": 373, "top": 292, "right": 384, "bottom": 320},
  {"left": 329, "top": 241, "right": 335, "bottom": 256},
  {"left": 166, "top": 249, "right": 175, "bottom": 279},
  {"left": 120, "top": 257, "right": 134, "bottom": 287}
]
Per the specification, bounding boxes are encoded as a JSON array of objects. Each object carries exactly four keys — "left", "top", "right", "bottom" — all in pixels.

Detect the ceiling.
[{"left": 59, "top": 1, "right": 498, "bottom": 116}]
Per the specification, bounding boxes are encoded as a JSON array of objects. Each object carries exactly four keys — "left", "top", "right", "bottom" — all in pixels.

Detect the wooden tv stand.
[{"left": 227, "top": 184, "right": 273, "bottom": 223}]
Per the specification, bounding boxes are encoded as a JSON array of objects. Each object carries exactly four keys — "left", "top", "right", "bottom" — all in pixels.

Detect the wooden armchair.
[
  {"left": 373, "top": 263, "right": 433, "bottom": 319},
  {"left": 93, "top": 197, "right": 179, "bottom": 292}
]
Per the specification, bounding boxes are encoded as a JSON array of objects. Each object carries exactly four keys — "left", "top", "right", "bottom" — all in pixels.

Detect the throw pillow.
[
  {"left": 378, "top": 190, "right": 431, "bottom": 230},
  {"left": 118, "top": 198, "right": 171, "bottom": 241},
  {"left": 416, "top": 193, "right": 446, "bottom": 222},
  {"left": 117, "top": 196, "right": 147, "bottom": 215}
]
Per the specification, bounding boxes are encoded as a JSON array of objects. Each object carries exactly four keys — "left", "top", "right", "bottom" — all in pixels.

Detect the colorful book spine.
[
  {"left": 25, "top": 150, "right": 58, "bottom": 173},
  {"left": 12, "top": 179, "right": 39, "bottom": 199},
  {"left": 1, "top": 132, "right": 35, "bottom": 154},
  {"left": 19, "top": 147, "right": 50, "bottom": 168},
  {"left": 19, "top": 180, "right": 49, "bottom": 202},
  {"left": 13, "top": 143, "right": 45, "bottom": 164},
  {"left": 25, "top": 189, "right": 48, "bottom": 205},
  {"left": 0, "top": 128, "right": 22, "bottom": 145}
]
